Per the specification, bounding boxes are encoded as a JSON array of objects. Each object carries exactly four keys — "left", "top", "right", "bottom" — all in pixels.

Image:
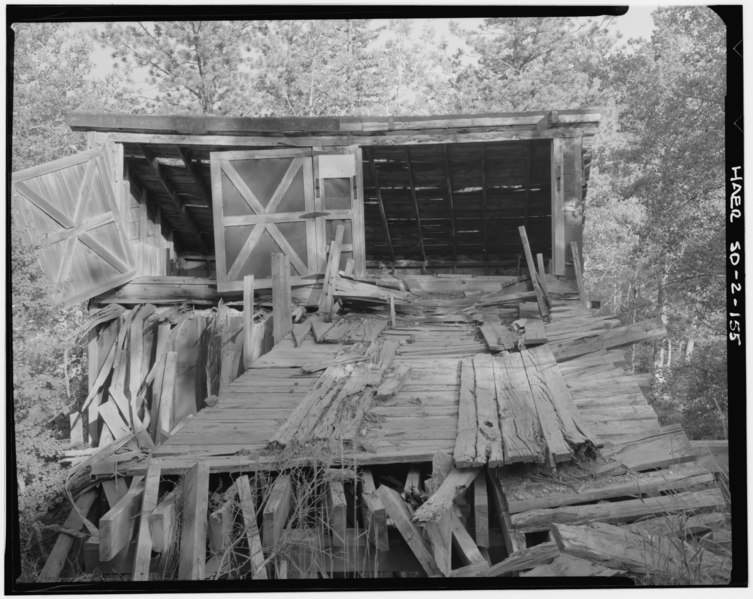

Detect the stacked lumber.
[
  {"left": 71, "top": 302, "right": 273, "bottom": 449},
  {"left": 454, "top": 348, "right": 597, "bottom": 468}
]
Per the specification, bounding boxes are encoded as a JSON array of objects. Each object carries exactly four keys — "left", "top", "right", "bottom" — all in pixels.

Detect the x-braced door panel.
[
  {"left": 211, "top": 149, "right": 363, "bottom": 291},
  {"left": 12, "top": 147, "right": 136, "bottom": 306},
  {"left": 211, "top": 149, "right": 316, "bottom": 292}
]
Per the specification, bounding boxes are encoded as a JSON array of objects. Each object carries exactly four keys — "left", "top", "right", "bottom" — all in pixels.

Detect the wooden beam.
[
  {"left": 535, "top": 253, "right": 548, "bottom": 296},
  {"left": 272, "top": 254, "right": 292, "bottom": 345},
  {"left": 177, "top": 147, "right": 212, "bottom": 205},
  {"left": 366, "top": 147, "right": 395, "bottom": 262},
  {"left": 473, "top": 473, "right": 490, "bottom": 548},
  {"left": 236, "top": 475, "right": 268, "bottom": 579},
  {"left": 360, "top": 470, "right": 389, "bottom": 551},
  {"left": 413, "top": 468, "right": 480, "bottom": 523},
  {"left": 262, "top": 474, "right": 293, "bottom": 552},
  {"left": 327, "top": 480, "right": 348, "bottom": 546},
  {"left": 451, "top": 509, "right": 488, "bottom": 566},
  {"left": 208, "top": 493, "right": 235, "bottom": 555},
  {"left": 442, "top": 145, "right": 458, "bottom": 264},
  {"left": 99, "top": 476, "right": 145, "bottom": 561},
  {"left": 551, "top": 522, "right": 730, "bottom": 583},
  {"left": 243, "top": 274, "right": 255, "bottom": 368},
  {"left": 454, "top": 357, "right": 478, "bottom": 467},
  {"left": 424, "top": 507, "right": 452, "bottom": 576},
  {"left": 404, "top": 147, "right": 426, "bottom": 263},
  {"left": 375, "top": 484, "right": 442, "bottom": 576},
  {"left": 39, "top": 489, "right": 98, "bottom": 581},
  {"left": 518, "top": 226, "right": 550, "bottom": 322},
  {"left": 178, "top": 461, "right": 210, "bottom": 580},
  {"left": 473, "top": 353, "right": 504, "bottom": 467},
  {"left": 149, "top": 488, "right": 178, "bottom": 554},
  {"left": 67, "top": 109, "right": 600, "bottom": 136},
  {"left": 480, "top": 144, "right": 489, "bottom": 273},
  {"left": 318, "top": 224, "right": 344, "bottom": 320},
  {"left": 486, "top": 468, "right": 515, "bottom": 555},
  {"left": 551, "top": 138, "right": 566, "bottom": 275},
  {"left": 132, "top": 461, "right": 162, "bottom": 581},
  {"left": 570, "top": 241, "right": 587, "bottom": 306},
  {"left": 140, "top": 145, "right": 208, "bottom": 252}
]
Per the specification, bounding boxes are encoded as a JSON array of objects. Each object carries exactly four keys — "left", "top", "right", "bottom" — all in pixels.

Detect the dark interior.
[{"left": 362, "top": 140, "right": 552, "bottom": 271}]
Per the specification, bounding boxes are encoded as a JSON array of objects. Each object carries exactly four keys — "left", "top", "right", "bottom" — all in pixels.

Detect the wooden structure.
[
  {"left": 12, "top": 110, "right": 731, "bottom": 585},
  {"left": 12, "top": 109, "right": 597, "bottom": 307}
]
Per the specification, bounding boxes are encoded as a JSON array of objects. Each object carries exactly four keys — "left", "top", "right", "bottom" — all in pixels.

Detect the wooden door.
[
  {"left": 12, "top": 148, "right": 136, "bottom": 306},
  {"left": 210, "top": 149, "right": 317, "bottom": 292},
  {"left": 314, "top": 151, "right": 364, "bottom": 275}
]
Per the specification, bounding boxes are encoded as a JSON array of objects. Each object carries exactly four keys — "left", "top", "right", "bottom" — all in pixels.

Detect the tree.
[
  {"left": 100, "top": 21, "right": 265, "bottom": 115},
  {"left": 449, "top": 16, "right": 617, "bottom": 112},
  {"left": 254, "top": 20, "right": 386, "bottom": 116},
  {"left": 10, "top": 22, "right": 114, "bottom": 574}
]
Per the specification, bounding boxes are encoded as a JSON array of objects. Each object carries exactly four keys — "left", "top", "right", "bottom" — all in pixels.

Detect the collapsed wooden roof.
[{"left": 66, "top": 109, "right": 600, "bottom": 257}]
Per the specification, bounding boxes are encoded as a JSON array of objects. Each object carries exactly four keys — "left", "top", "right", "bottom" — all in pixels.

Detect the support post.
[
  {"left": 272, "top": 254, "right": 292, "bottom": 345},
  {"left": 243, "top": 274, "right": 255, "bottom": 368}
]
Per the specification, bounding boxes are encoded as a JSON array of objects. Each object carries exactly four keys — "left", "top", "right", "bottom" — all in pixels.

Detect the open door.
[
  {"left": 210, "top": 149, "right": 362, "bottom": 292},
  {"left": 12, "top": 148, "right": 136, "bottom": 306}
]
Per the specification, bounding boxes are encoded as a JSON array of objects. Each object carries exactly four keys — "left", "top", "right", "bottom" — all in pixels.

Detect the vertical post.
[
  {"left": 536, "top": 252, "right": 549, "bottom": 295},
  {"left": 389, "top": 295, "right": 396, "bottom": 328},
  {"left": 351, "top": 146, "right": 367, "bottom": 277},
  {"left": 519, "top": 226, "right": 550, "bottom": 322},
  {"left": 551, "top": 137, "right": 566, "bottom": 276},
  {"left": 272, "top": 254, "right": 292, "bottom": 345},
  {"left": 243, "top": 274, "right": 255, "bottom": 368}
]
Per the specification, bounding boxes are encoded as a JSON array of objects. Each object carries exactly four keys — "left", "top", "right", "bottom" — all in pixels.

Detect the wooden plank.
[
  {"left": 551, "top": 522, "right": 730, "bottom": 584},
  {"left": 523, "top": 346, "right": 597, "bottom": 447},
  {"left": 536, "top": 252, "right": 548, "bottom": 295},
  {"left": 485, "top": 469, "right": 515, "bottom": 555},
  {"left": 318, "top": 224, "right": 345, "bottom": 319},
  {"left": 208, "top": 494, "right": 235, "bottom": 555},
  {"left": 493, "top": 352, "right": 546, "bottom": 464},
  {"left": 263, "top": 474, "right": 293, "bottom": 552},
  {"left": 551, "top": 137, "right": 566, "bottom": 275},
  {"left": 519, "top": 352, "right": 572, "bottom": 464},
  {"left": 451, "top": 542, "right": 560, "bottom": 577},
  {"left": 388, "top": 294, "right": 396, "bottom": 328},
  {"left": 327, "top": 480, "right": 348, "bottom": 546},
  {"left": 157, "top": 351, "right": 177, "bottom": 440},
  {"left": 132, "top": 461, "right": 161, "bottom": 581},
  {"left": 98, "top": 399, "right": 131, "bottom": 440},
  {"left": 510, "top": 488, "right": 725, "bottom": 533},
  {"left": 149, "top": 488, "right": 178, "bottom": 554},
  {"left": 473, "top": 354, "right": 504, "bottom": 467},
  {"left": 473, "top": 473, "right": 490, "bottom": 548},
  {"left": 236, "top": 474, "right": 268, "bottom": 579},
  {"left": 521, "top": 552, "right": 620, "bottom": 577},
  {"left": 570, "top": 241, "right": 587, "bottom": 307},
  {"left": 99, "top": 476, "right": 145, "bottom": 561},
  {"left": 272, "top": 254, "right": 292, "bottom": 345},
  {"left": 375, "top": 484, "right": 442, "bottom": 576},
  {"left": 38, "top": 489, "right": 98, "bottom": 581},
  {"left": 360, "top": 470, "right": 389, "bottom": 551},
  {"left": 524, "top": 319, "right": 547, "bottom": 346},
  {"left": 243, "top": 274, "right": 255, "bottom": 368},
  {"left": 454, "top": 357, "right": 479, "bottom": 468},
  {"left": 101, "top": 478, "right": 129, "bottom": 508},
  {"left": 413, "top": 468, "right": 479, "bottom": 523},
  {"left": 451, "top": 509, "right": 488, "bottom": 566},
  {"left": 518, "top": 226, "right": 550, "bottom": 321},
  {"left": 178, "top": 461, "right": 210, "bottom": 580},
  {"left": 550, "top": 317, "right": 667, "bottom": 362},
  {"left": 600, "top": 424, "right": 697, "bottom": 471},
  {"left": 424, "top": 507, "right": 452, "bottom": 576},
  {"left": 404, "top": 468, "right": 422, "bottom": 496},
  {"left": 506, "top": 468, "right": 715, "bottom": 514},
  {"left": 291, "top": 319, "right": 312, "bottom": 347}
]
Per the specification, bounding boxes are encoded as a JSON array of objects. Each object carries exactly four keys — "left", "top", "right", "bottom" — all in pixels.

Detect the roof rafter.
[
  {"left": 365, "top": 147, "right": 396, "bottom": 263},
  {"left": 140, "top": 145, "right": 209, "bottom": 253}
]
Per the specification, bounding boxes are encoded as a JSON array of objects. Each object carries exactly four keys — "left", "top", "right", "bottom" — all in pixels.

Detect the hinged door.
[
  {"left": 12, "top": 148, "right": 136, "bottom": 306},
  {"left": 210, "top": 149, "right": 317, "bottom": 291}
]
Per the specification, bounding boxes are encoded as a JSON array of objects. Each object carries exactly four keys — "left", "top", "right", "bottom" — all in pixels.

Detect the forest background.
[{"left": 9, "top": 7, "right": 728, "bottom": 574}]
